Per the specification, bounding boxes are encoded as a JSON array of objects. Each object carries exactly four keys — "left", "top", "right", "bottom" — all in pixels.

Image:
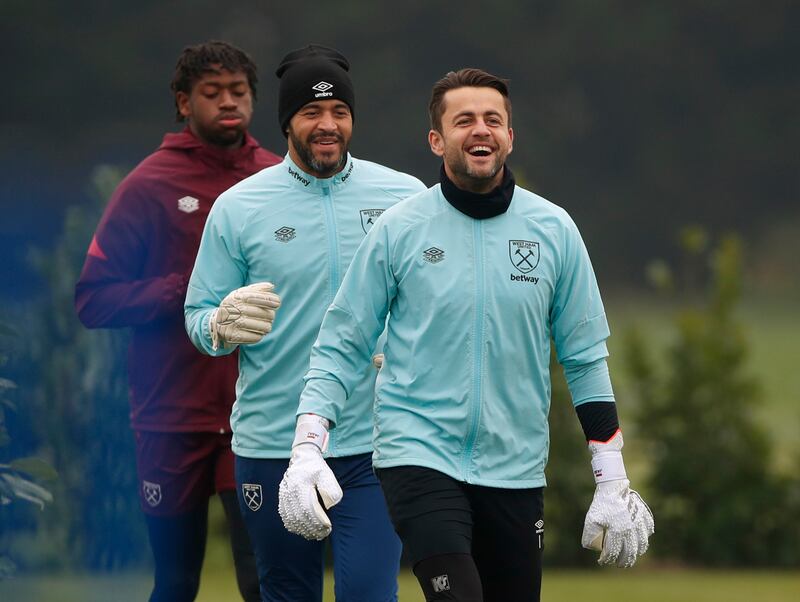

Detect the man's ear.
[
  {"left": 508, "top": 127, "right": 514, "bottom": 155},
  {"left": 428, "top": 129, "right": 445, "bottom": 157},
  {"left": 176, "top": 91, "right": 191, "bottom": 120}
]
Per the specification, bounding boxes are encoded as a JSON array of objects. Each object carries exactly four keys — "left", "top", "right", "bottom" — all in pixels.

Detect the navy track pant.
[{"left": 236, "top": 452, "right": 401, "bottom": 602}]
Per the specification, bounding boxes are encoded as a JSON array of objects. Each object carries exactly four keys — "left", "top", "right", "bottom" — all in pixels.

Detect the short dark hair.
[
  {"left": 170, "top": 40, "right": 258, "bottom": 121},
  {"left": 428, "top": 68, "right": 511, "bottom": 132}
]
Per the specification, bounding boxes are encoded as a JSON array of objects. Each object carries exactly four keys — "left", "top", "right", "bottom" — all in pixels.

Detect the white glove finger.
[
  {"left": 633, "top": 492, "right": 655, "bottom": 536},
  {"left": 303, "top": 487, "right": 332, "bottom": 540},
  {"left": 238, "top": 305, "right": 277, "bottom": 321},
  {"left": 265, "top": 293, "right": 281, "bottom": 308},
  {"left": 615, "top": 532, "right": 637, "bottom": 568},
  {"left": 581, "top": 521, "right": 605, "bottom": 551},
  {"left": 277, "top": 480, "right": 293, "bottom": 523},
  {"left": 277, "top": 476, "right": 300, "bottom": 529},
  {"left": 633, "top": 515, "right": 651, "bottom": 557},
  {"left": 238, "top": 292, "right": 281, "bottom": 309},
  {"left": 299, "top": 488, "right": 332, "bottom": 540},
  {"left": 226, "top": 329, "right": 267, "bottom": 345},
  {"left": 278, "top": 477, "right": 330, "bottom": 541},
  {"left": 316, "top": 472, "right": 344, "bottom": 510},
  {"left": 599, "top": 529, "right": 623, "bottom": 566},
  {"left": 308, "top": 489, "right": 333, "bottom": 529},
  {"left": 235, "top": 317, "right": 272, "bottom": 335},
  {"left": 240, "top": 282, "right": 275, "bottom": 294}
]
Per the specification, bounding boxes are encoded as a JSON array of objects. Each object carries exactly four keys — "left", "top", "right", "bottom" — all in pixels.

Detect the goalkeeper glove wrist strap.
[
  {"left": 293, "top": 414, "right": 330, "bottom": 452},
  {"left": 589, "top": 429, "right": 627, "bottom": 483},
  {"left": 591, "top": 451, "right": 627, "bottom": 483}
]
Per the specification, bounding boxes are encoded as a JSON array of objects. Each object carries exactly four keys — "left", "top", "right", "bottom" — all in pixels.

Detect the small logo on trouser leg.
[
  {"left": 535, "top": 518, "right": 545, "bottom": 549},
  {"left": 243, "top": 483, "right": 262, "bottom": 511},
  {"left": 431, "top": 574, "right": 450, "bottom": 593},
  {"left": 142, "top": 480, "right": 162, "bottom": 507}
]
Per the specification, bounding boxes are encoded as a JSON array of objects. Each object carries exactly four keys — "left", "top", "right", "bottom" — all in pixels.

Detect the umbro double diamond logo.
[
  {"left": 312, "top": 81, "right": 333, "bottom": 98},
  {"left": 423, "top": 247, "right": 445, "bottom": 263},
  {"left": 177, "top": 196, "right": 199, "bottom": 213},
  {"left": 275, "top": 226, "right": 296, "bottom": 242},
  {"left": 535, "top": 519, "right": 545, "bottom": 549}
]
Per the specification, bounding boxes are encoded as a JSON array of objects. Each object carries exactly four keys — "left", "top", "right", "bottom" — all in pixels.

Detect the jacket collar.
[
  {"left": 159, "top": 127, "right": 261, "bottom": 169},
  {"left": 282, "top": 153, "right": 355, "bottom": 190},
  {"left": 439, "top": 164, "right": 515, "bottom": 219}
]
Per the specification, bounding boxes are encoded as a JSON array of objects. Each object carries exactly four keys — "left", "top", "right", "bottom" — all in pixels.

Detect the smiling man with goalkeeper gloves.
[
  {"left": 278, "top": 68, "right": 654, "bottom": 602},
  {"left": 185, "top": 44, "right": 425, "bottom": 602}
]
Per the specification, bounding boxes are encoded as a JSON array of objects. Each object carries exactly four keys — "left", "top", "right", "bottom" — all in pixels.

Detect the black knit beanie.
[{"left": 275, "top": 44, "right": 355, "bottom": 136}]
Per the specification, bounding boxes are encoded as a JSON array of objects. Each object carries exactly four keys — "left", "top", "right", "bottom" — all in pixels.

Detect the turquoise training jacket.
[
  {"left": 298, "top": 183, "right": 615, "bottom": 488},
  {"left": 185, "top": 154, "right": 425, "bottom": 459}
]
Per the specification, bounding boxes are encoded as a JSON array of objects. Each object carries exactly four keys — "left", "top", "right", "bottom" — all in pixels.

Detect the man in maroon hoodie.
[{"left": 75, "top": 41, "right": 280, "bottom": 602}]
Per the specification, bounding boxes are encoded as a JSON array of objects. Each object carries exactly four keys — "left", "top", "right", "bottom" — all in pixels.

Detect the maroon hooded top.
[{"left": 75, "top": 128, "right": 281, "bottom": 432}]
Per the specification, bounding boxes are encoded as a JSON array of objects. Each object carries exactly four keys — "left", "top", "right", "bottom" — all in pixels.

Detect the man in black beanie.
[
  {"left": 276, "top": 44, "right": 357, "bottom": 178},
  {"left": 185, "top": 44, "right": 426, "bottom": 601}
]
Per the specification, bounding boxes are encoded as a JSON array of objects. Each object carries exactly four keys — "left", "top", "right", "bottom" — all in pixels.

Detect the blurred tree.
[
  {"left": 0, "top": 322, "right": 56, "bottom": 579},
  {"left": 623, "top": 229, "right": 800, "bottom": 566},
  {"left": 22, "top": 166, "right": 148, "bottom": 570}
]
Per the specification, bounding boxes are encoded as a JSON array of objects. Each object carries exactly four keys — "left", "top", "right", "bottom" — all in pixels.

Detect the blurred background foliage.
[
  {"left": 623, "top": 230, "right": 800, "bottom": 566},
  {"left": 0, "top": 0, "right": 798, "bottom": 581},
  {"left": 7, "top": 167, "right": 146, "bottom": 572},
  {"left": 2, "top": 0, "right": 798, "bottom": 293}
]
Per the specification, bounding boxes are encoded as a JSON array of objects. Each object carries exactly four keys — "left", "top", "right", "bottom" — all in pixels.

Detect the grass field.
[{"left": 2, "top": 567, "right": 798, "bottom": 601}]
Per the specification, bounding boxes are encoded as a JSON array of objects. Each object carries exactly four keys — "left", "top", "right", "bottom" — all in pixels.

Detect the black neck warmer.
[{"left": 439, "top": 164, "right": 515, "bottom": 220}]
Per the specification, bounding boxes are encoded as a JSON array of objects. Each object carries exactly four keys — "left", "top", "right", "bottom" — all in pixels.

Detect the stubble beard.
[
  {"left": 289, "top": 130, "right": 349, "bottom": 178},
  {"left": 447, "top": 150, "right": 506, "bottom": 192}
]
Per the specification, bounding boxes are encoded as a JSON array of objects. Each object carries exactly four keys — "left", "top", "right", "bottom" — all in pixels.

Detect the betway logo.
[
  {"left": 510, "top": 273, "right": 539, "bottom": 284},
  {"left": 288, "top": 166, "right": 310, "bottom": 186}
]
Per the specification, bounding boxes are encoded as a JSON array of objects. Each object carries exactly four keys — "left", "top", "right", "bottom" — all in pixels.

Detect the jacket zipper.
[
  {"left": 322, "top": 184, "right": 340, "bottom": 453},
  {"left": 462, "top": 219, "right": 485, "bottom": 481}
]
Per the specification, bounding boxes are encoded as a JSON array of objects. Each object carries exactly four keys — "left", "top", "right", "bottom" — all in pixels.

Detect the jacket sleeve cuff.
[
  {"left": 298, "top": 373, "right": 347, "bottom": 425},
  {"left": 563, "top": 357, "right": 615, "bottom": 406}
]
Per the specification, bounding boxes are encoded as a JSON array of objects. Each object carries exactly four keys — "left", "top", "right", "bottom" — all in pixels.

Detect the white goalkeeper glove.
[
  {"left": 581, "top": 430, "right": 655, "bottom": 568},
  {"left": 209, "top": 282, "right": 281, "bottom": 350},
  {"left": 278, "top": 414, "right": 343, "bottom": 541}
]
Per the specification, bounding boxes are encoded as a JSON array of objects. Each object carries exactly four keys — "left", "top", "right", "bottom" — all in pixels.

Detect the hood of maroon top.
[{"left": 158, "top": 127, "right": 264, "bottom": 170}]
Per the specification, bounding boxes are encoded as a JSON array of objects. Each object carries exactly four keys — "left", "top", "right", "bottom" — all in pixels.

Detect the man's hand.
[
  {"left": 372, "top": 353, "right": 384, "bottom": 369},
  {"left": 210, "top": 282, "right": 281, "bottom": 350},
  {"left": 581, "top": 431, "right": 654, "bottom": 567},
  {"left": 278, "top": 415, "right": 343, "bottom": 541}
]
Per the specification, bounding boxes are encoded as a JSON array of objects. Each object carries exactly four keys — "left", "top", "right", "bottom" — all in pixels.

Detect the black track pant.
[
  {"left": 377, "top": 466, "right": 544, "bottom": 602},
  {"left": 145, "top": 490, "right": 260, "bottom": 602}
]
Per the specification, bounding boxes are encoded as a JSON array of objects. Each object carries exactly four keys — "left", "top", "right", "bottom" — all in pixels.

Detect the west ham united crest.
[
  {"left": 242, "top": 483, "right": 262, "bottom": 511},
  {"left": 509, "top": 240, "right": 540, "bottom": 273},
  {"left": 142, "top": 480, "right": 162, "bottom": 507},
  {"left": 360, "top": 209, "right": 384, "bottom": 233}
]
